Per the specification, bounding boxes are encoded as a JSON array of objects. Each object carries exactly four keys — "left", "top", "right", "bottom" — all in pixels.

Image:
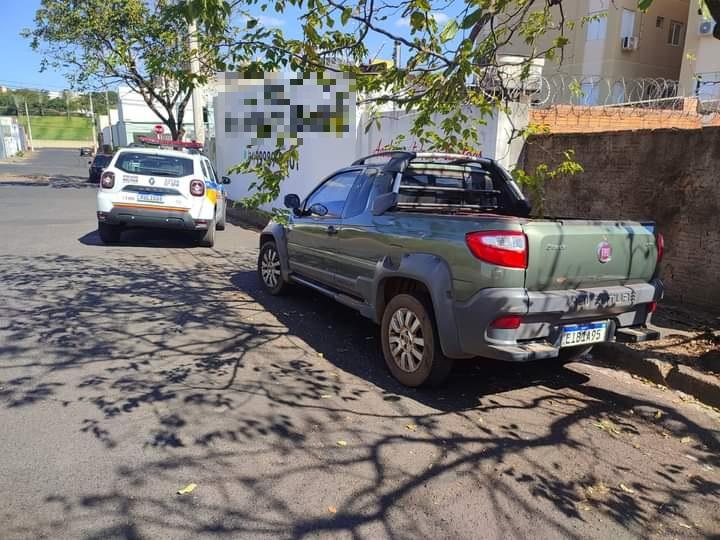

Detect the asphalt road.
[
  {"left": 1, "top": 153, "right": 719, "bottom": 539},
  {"left": 0, "top": 147, "right": 90, "bottom": 180}
]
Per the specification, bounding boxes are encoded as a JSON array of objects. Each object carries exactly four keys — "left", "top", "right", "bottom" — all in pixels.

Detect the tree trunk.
[{"left": 166, "top": 116, "right": 180, "bottom": 141}]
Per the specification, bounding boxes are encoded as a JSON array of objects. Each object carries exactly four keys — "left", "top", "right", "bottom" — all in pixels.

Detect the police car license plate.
[
  {"left": 137, "top": 193, "right": 163, "bottom": 203},
  {"left": 560, "top": 321, "right": 608, "bottom": 348}
]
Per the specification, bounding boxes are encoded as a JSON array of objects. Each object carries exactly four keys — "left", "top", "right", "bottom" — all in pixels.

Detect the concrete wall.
[
  {"left": 32, "top": 139, "right": 90, "bottom": 149},
  {"left": 520, "top": 127, "right": 720, "bottom": 308}
]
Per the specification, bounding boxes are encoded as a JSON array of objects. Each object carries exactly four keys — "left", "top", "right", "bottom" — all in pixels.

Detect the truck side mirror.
[{"left": 284, "top": 194, "right": 301, "bottom": 210}]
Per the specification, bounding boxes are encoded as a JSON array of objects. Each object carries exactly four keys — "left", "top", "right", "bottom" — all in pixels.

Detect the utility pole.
[
  {"left": 88, "top": 93, "right": 97, "bottom": 152},
  {"left": 188, "top": 20, "right": 205, "bottom": 145},
  {"left": 24, "top": 101, "right": 34, "bottom": 151},
  {"left": 105, "top": 90, "right": 114, "bottom": 148}
]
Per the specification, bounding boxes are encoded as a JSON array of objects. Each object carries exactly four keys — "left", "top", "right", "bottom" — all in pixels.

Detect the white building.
[
  {"left": 114, "top": 86, "right": 201, "bottom": 146},
  {"left": 97, "top": 108, "right": 120, "bottom": 149},
  {"left": 679, "top": 8, "right": 720, "bottom": 98}
]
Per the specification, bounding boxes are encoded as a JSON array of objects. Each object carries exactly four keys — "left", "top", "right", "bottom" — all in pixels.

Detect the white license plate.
[
  {"left": 560, "top": 321, "right": 608, "bottom": 347},
  {"left": 137, "top": 193, "right": 163, "bottom": 203}
]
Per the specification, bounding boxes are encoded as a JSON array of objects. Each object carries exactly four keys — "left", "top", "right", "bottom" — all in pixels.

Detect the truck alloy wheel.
[
  {"left": 381, "top": 294, "right": 453, "bottom": 387},
  {"left": 258, "top": 241, "right": 289, "bottom": 295},
  {"left": 388, "top": 308, "right": 425, "bottom": 373}
]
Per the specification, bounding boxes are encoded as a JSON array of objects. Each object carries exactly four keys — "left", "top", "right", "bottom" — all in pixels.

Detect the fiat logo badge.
[
  {"left": 148, "top": 177, "right": 155, "bottom": 185},
  {"left": 597, "top": 241, "right": 612, "bottom": 264}
]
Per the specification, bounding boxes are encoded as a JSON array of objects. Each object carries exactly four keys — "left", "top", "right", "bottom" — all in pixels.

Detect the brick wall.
[
  {"left": 520, "top": 127, "right": 720, "bottom": 309},
  {"left": 530, "top": 101, "right": 720, "bottom": 134}
]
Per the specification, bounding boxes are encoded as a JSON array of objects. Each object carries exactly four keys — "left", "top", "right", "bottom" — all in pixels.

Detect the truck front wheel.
[
  {"left": 258, "top": 241, "right": 289, "bottom": 295},
  {"left": 381, "top": 294, "right": 453, "bottom": 387}
]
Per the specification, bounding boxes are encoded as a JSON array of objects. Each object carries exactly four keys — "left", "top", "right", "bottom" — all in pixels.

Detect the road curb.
[
  {"left": 594, "top": 343, "right": 720, "bottom": 409},
  {"left": 226, "top": 202, "right": 272, "bottom": 230}
]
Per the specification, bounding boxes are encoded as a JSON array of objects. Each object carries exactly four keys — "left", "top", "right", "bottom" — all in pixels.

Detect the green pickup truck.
[{"left": 257, "top": 151, "right": 663, "bottom": 387}]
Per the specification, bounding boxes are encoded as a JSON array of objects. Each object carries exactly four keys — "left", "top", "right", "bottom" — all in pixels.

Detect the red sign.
[
  {"left": 138, "top": 136, "right": 203, "bottom": 149},
  {"left": 153, "top": 124, "right": 165, "bottom": 135}
]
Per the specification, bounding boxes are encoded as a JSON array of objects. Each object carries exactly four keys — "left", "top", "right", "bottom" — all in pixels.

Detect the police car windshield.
[{"left": 115, "top": 151, "right": 193, "bottom": 178}]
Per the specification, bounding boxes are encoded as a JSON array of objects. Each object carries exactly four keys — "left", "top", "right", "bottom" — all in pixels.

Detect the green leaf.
[
  {"left": 638, "top": 0, "right": 653, "bottom": 12},
  {"left": 440, "top": 19, "right": 459, "bottom": 43},
  {"left": 410, "top": 11, "right": 424, "bottom": 30},
  {"left": 341, "top": 7, "right": 352, "bottom": 25},
  {"left": 247, "top": 18, "right": 258, "bottom": 28}
]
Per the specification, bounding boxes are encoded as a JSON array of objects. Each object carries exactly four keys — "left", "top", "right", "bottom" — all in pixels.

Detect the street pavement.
[
  {"left": 0, "top": 150, "right": 719, "bottom": 539},
  {"left": 0, "top": 147, "right": 91, "bottom": 181}
]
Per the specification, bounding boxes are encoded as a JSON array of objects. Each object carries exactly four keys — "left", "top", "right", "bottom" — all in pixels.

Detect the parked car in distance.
[
  {"left": 88, "top": 154, "right": 113, "bottom": 183},
  {"left": 80, "top": 147, "right": 94, "bottom": 157},
  {"left": 258, "top": 151, "right": 664, "bottom": 387},
  {"left": 95, "top": 141, "right": 231, "bottom": 247}
]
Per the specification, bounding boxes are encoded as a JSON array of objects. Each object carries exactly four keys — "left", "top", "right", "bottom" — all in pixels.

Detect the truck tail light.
[
  {"left": 190, "top": 179, "right": 205, "bottom": 197},
  {"left": 100, "top": 171, "right": 115, "bottom": 189},
  {"left": 466, "top": 231, "right": 528, "bottom": 269},
  {"left": 656, "top": 233, "right": 664, "bottom": 263},
  {"left": 648, "top": 301, "right": 657, "bottom": 314},
  {"left": 490, "top": 315, "right": 523, "bottom": 329}
]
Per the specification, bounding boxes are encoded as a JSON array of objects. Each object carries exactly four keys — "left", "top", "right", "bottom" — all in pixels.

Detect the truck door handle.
[{"left": 326, "top": 225, "right": 338, "bottom": 235}]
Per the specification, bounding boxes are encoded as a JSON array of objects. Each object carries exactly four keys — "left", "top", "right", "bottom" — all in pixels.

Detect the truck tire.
[
  {"left": 381, "top": 293, "right": 453, "bottom": 387},
  {"left": 197, "top": 218, "right": 216, "bottom": 247},
  {"left": 258, "top": 241, "right": 289, "bottom": 295},
  {"left": 98, "top": 222, "right": 121, "bottom": 243}
]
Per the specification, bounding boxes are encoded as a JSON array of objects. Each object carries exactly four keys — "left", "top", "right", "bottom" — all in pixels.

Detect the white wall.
[
  {"left": 214, "top": 73, "right": 359, "bottom": 206},
  {"left": 213, "top": 75, "right": 529, "bottom": 208}
]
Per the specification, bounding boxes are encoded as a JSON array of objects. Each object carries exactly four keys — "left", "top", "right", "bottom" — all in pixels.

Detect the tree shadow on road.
[{"left": 1, "top": 244, "right": 718, "bottom": 539}]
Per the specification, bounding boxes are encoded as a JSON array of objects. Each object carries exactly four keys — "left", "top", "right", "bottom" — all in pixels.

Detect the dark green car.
[{"left": 258, "top": 151, "right": 663, "bottom": 387}]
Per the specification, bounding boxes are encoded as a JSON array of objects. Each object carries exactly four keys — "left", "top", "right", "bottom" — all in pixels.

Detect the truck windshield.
[{"left": 115, "top": 152, "right": 193, "bottom": 178}]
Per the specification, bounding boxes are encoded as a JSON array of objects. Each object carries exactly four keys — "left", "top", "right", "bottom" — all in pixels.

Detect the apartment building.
[
  {"left": 497, "top": 0, "right": 690, "bottom": 104},
  {"left": 679, "top": 5, "right": 720, "bottom": 99}
]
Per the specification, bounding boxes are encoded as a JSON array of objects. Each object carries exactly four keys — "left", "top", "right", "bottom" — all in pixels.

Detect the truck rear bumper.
[{"left": 449, "top": 280, "right": 663, "bottom": 361}]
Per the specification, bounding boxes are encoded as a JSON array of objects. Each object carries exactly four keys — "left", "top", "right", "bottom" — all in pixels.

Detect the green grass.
[{"left": 18, "top": 116, "right": 93, "bottom": 141}]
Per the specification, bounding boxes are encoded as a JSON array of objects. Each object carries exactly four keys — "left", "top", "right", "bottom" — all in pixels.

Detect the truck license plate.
[
  {"left": 560, "top": 321, "right": 608, "bottom": 347},
  {"left": 137, "top": 193, "right": 163, "bottom": 203}
]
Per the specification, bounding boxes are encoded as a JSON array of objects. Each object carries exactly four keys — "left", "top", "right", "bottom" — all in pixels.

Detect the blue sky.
[
  {"left": 0, "top": 1, "right": 456, "bottom": 92},
  {"left": 0, "top": 1, "right": 67, "bottom": 90}
]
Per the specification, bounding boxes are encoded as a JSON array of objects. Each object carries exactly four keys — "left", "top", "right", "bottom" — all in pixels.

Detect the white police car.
[{"left": 96, "top": 142, "right": 230, "bottom": 247}]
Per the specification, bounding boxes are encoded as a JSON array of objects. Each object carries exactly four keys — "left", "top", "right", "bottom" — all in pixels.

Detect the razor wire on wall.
[{"left": 479, "top": 73, "right": 720, "bottom": 123}]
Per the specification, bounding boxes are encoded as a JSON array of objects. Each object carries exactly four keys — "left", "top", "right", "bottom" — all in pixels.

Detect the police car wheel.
[{"left": 197, "top": 218, "right": 216, "bottom": 248}]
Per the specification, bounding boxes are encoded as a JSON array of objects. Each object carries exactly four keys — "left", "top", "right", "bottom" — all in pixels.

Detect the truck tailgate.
[{"left": 523, "top": 220, "right": 658, "bottom": 291}]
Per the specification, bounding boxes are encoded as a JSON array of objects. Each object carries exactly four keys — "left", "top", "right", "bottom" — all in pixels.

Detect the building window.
[
  {"left": 668, "top": 20, "right": 684, "bottom": 46},
  {"left": 586, "top": 10, "right": 608, "bottom": 41},
  {"left": 621, "top": 9, "right": 636, "bottom": 38},
  {"left": 656, "top": 16, "right": 664, "bottom": 28}
]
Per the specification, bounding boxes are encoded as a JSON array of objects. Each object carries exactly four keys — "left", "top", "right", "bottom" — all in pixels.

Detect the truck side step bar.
[
  {"left": 614, "top": 326, "right": 661, "bottom": 343},
  {"left": 289, "top": 274, "right": 375, "bottom": 319}
]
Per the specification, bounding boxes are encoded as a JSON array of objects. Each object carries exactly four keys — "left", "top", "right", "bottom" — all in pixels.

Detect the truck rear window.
[
  {"left": 399, "top": 165, "right": 500, "bottom": 211},
  {"left": 114, "top": 152, "right": 194, "bottom": 178}
]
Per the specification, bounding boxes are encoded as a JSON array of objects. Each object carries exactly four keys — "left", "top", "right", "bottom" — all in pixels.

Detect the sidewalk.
[{"left": 594, "top": 303, "right": 720, "bottom": 408}]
